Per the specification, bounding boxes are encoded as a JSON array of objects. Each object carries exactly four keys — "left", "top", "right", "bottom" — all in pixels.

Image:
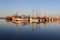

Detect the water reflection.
[
  {"left": 0, "top": 19, "right": 60, "bottom": 40},
  {"left": 5, "top": 19, "right": 60, "bottom": 31}
]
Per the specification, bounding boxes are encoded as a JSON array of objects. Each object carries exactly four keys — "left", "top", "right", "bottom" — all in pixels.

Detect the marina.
[{"left": 0, "top": 13, "right": 58, "bottom": 23}]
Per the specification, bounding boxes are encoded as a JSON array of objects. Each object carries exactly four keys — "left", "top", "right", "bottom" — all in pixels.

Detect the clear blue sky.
[{"left": 0, "top": 0, "right": 60, "bottom": 17}]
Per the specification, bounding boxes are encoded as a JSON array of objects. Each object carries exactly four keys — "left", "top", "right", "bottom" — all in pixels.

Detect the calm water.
[{"left": 0, "top": 19, "right": 60, "bottom": 40}]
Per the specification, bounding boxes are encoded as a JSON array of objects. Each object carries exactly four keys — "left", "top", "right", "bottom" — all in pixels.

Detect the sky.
[{"left": 0, "top": 0, "right": 60, "bottom": 17}]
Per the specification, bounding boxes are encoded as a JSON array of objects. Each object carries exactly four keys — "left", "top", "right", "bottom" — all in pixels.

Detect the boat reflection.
[
  {"left": 5, "top": 19, "right": 60, "bottom": 31},
  {"left": 5, "top": 19, "right": 47, "bottom": 31}
]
